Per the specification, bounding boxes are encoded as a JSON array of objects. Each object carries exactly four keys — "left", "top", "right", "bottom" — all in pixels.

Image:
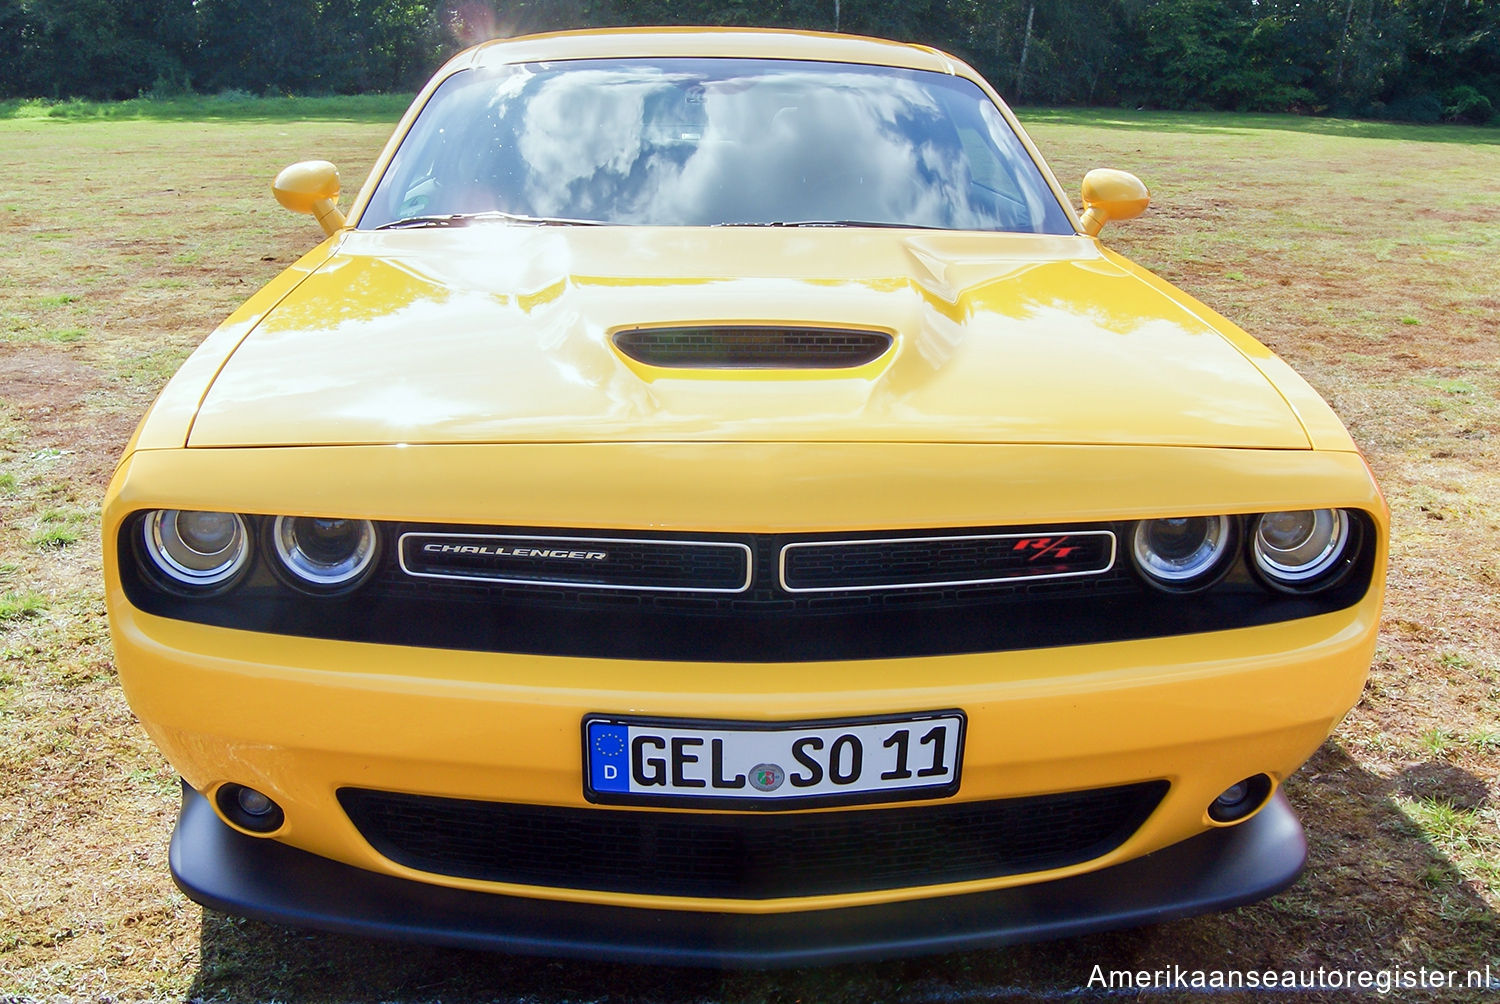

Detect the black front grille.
[
  {"left": 119, "top": 515, "right": 1378, "bottom": 662},
  {"left": 782, "top": 530, "right": 1116, "bottom": 591},
  {"left": 339, "top": 782, "right": 1168, "bottom": 899},
  {"left": 613, "top": 326, "right": 893, "bottom": 369},
  {"left": 400, "top": 533, "right": 749, "bottom": 592}
]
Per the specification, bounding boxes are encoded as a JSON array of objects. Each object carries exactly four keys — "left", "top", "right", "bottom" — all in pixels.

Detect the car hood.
[{"left": 188, "top": 227, "right": 1309, "bottom": 449}]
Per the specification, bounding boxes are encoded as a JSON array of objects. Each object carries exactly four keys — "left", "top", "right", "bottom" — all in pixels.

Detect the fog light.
[
  {"left": 215, "top": 783, "right": 285, "bottom": 834},
  {"left": 236, "top": 787, "right": 274, "bottom": 816},
  {"left": 1207, "top": 774, "right": 1273, "bottom": 824},
  {"left": 1215, "top": 782, "right": 1249, "bottom": 807}
]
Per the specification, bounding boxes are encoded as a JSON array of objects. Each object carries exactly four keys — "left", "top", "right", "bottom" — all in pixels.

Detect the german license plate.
[{"left": 582, "top": 712, "right": 964, "bottom": 808}]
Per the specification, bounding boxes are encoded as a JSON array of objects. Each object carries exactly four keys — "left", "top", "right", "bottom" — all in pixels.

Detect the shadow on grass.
[
  {"left": 184, "top": 743, "right": 1499, "bottom": 1003},
  {"left": 1017, "top": 107, "right": 1500, "bottom": 146},
  {"left": 0, "top": 94, "right": 413, "bottom": 125}
]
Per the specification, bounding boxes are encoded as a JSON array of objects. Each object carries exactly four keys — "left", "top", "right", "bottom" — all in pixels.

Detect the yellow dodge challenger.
[{"left": 103, "top": 28, "right": 1387, "bottom": 965}]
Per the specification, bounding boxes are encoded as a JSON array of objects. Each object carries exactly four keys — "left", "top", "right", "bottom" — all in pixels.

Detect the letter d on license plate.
[{"left": 583, "top": 712, "right": 964, "bottom": 809}]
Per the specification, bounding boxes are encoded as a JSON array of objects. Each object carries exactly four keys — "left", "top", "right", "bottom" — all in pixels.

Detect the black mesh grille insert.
[
  {"left": 338, "top": 782, "right": 1169, "bottom": 899},
  {"left": 783, "top": 531, "right": 1116, "bottom": 591},
  {"left": 400, "top": 533, "right": 749, "bottom": 592},
  {"left": 613, "top": 326, "right": 893, "bottom": 368}
]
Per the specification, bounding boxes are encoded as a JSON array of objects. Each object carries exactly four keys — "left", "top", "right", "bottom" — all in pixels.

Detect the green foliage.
[
  {"left": 1445, "top": 85, "right": 1496, "bottom": 124},
  {"left": 142, "top": 71, "right": 194, "bottom": 100},
  {"left": 0, "top": 591, "right": 47, "bottom": 622},
  {"left": 1383, "top": 92, "right": 1444, "bottom": 124},
  {"left": 1120, "top": 0, "right": 1311, "bottom": 111},
  {"left": 0, "top": 0, "right": 196, "bottom": 99},
  {"left": 30, "top": 526, "right": 79, "bottom": 548},
  {"left": 0, "top": 0, "right": 1496, "bottom": 123}
]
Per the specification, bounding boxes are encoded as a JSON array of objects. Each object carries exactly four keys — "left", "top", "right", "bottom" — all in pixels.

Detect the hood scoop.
[{"left": 613, "top": 326, "right": 893, "bottom": 369}]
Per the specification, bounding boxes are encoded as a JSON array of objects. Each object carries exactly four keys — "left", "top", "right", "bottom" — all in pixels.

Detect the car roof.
[{"left": 459, "top": 26, "right": 961, "bottom": 76}]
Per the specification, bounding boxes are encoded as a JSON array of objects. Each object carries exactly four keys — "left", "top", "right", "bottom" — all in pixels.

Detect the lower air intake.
[{"left": 338, "top": 781, "right": 1168, "bottom": 899}]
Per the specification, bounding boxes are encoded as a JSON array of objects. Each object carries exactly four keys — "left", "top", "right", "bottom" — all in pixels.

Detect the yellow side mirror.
[
  {"left": 1078, "top": 169, "right": 1150, "bottom": 237},
  {"left": 273, "top": 161, "right": 347, "bottom": 237}
]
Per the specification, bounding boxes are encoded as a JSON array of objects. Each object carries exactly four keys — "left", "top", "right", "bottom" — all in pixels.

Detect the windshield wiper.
[
  {"left": 712, "top": 219, "right": 932, "bottom": 229},
  {"left": 378, "top": 214, "right": 929, "bottom": 230},
  {"left": 375, "top": 210, "right": 606, "bottom": 230}
]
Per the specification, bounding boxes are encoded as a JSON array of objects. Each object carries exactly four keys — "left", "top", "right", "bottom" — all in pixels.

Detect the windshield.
[{"left": 361, "top": 57, "right": 1073, "bottom": 233}]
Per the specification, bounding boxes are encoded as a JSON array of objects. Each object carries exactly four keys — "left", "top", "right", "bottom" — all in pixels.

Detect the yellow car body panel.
[
  {"left": 184, "top": 228, "right": 1314, "bottom": 451},
  {"left": 107, "top": 442, "right": 1380, "bottom": 531},
  {"left": 127, "top": 238, "right": 341, "bottom": 453},
  {"left": 109, "top": 607, "right": 1373, "bottom": 914},
  {"left": 104, "top": 441, "right": 1385, "bottom": 909},
  {"left": 104, "top": 27, "right": 1388, "bottom": 964}
]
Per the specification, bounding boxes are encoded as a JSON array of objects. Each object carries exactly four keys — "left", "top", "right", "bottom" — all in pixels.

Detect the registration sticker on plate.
[{"left": 582, "top": 712, "right": 964, "bottom": 809}]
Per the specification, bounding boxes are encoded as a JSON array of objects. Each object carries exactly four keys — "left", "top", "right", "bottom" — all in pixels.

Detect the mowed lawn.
[{"left": 0, "top": 98, "right": 1497, "bottom": 1001}]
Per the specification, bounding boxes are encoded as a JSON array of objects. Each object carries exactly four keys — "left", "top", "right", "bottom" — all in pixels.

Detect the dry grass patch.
[
  {"left": 1, "top": 104, "right": 1498, "bottom": 1001},
  {"left": 0, "top": 111, "right": 401, "bottom": 1003}
]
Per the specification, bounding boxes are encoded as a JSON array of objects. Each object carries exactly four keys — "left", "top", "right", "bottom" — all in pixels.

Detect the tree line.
[{"left": 2, "top": 0, "right": 1496, "bottom": 123}]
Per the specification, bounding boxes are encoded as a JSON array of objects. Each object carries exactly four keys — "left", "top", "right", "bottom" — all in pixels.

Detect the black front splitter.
[{"left": 170, "top": 781, "right": 1306, "bottom": 968}]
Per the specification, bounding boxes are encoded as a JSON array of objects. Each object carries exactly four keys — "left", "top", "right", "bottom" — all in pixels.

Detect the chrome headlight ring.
[
  {"left": 1250, "top": 509, "right": 1356, "bottom": 593},
  {"left": 270, "top": 515, "right": 379, "bottom": 592},
  {"left": 140, "top": 509, "right": 251, "bottom": 592},
  {"left": 1130, "top": 514, "right": 1238, "bottom": 593}
]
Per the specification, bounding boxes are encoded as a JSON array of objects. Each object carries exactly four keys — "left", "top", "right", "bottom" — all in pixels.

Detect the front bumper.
[
  {"left": 114, "top": 602, "right": 1371, "bottom": 913},
  {"left": 109, "top": 441, "right": 1384, "bottom": 934},
  {"left": 172, "top": 780, "right": 1307, "bottom": 967}
]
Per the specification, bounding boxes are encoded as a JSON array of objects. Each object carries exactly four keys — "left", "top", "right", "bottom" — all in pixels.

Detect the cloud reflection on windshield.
[{"left": 369, "top": 58, "right": 1069, "bottom": 233}]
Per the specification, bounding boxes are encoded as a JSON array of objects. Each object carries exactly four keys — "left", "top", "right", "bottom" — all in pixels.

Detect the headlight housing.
[
  {"left": 1249, "top": 509, "right": 1354, "bottom": 592},
  {"left": 1130, "top": 515, "right": 1237, "bottom": 593},
  {"left": 271, "top": 516, "right": 379, "bottom": 592},
  {"left": 141, "top": 510, "right": 251, "bottom": 591}
]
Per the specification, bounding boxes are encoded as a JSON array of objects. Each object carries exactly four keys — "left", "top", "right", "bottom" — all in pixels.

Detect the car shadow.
[{"left": 185, "top": 741, "right": 1499, "bottom": 1003}]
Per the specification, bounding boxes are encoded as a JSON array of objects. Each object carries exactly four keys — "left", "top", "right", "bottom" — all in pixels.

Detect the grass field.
[{"left": 1, "top": 98, "right": 1497, "bottom": 1002}]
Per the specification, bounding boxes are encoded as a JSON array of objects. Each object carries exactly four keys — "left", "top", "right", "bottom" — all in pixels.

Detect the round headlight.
[
  {"left": 142, "top": 510, "right": 250, "bottom": 589},
  {"left": 272, "top": 516, "right": 377, "bottom": 590},
  {"left": 1131, "top": 515, "right": 1235, "bottom": 592},
  {"left": 1251, "top": 509, "right": 1351, "bottom": 591}
]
